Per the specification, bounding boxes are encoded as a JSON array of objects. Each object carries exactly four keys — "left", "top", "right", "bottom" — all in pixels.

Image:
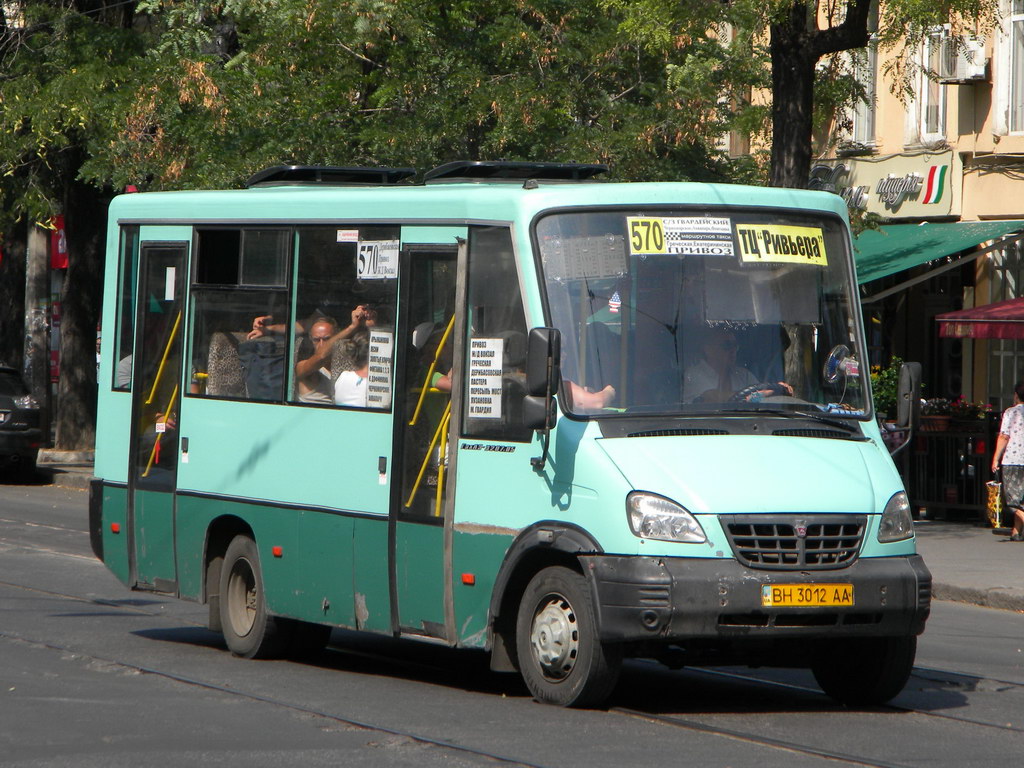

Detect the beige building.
[{"left": 810, "top": 6, "right": 1024, "bottom": 411}]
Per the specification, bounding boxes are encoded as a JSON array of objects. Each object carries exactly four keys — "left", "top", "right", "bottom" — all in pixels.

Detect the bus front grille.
[{"left": 720, "top": 515, "right": 866, "bottom": 570}]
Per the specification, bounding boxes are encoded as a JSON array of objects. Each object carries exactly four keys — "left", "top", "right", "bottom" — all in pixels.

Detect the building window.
[
  {"left": 849, "top": 39, "right": 878, "bottom": 148},
  {"left": 1012, "top": 0, "right": 1024, "bottom": 132},
  {"left": 986, "top": 238, "right": 1024, "bottom": 410},
  {"left": 921, "top": 29, "right": 948, "bottom": 142}
]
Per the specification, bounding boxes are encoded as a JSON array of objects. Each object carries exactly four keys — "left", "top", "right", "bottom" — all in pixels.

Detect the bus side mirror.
[
  {"left": 524, "top": 328, "right": 560, "bottom": 470},
  {"left": 526, "top": 327, "right": 561, "bottom": 397},
  {"left": 895, "top": 362, "right": 921, "bottom": 430},
  {"left": 524, "top": 327, "right": 560, "bottom": 431},
  {"left": 523, "top": 395, "right": 557, "bottom": 431}
]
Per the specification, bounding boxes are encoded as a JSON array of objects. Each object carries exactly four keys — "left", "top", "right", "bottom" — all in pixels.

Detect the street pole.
[{"left": 24, "top": 225, "right": 52, "bottom": 447}]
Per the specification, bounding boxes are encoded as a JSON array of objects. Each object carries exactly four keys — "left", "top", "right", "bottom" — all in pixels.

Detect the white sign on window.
[
  {"left": 357, "top": 239, "right": 399, "bottom": 280},
  {"left": 468, "top": 337, "right": 503, "bottom": 419},
  {"left": 366, "top": 330, "right": 393, "bottom": 409}
]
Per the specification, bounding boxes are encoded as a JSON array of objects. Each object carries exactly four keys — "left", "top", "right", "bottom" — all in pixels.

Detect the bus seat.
[
  {"left": 206, "top": 331, "right": 246, "bottom": 397},
  {"left": 412, "top": 321, "right": 435, "bottom": 350}
]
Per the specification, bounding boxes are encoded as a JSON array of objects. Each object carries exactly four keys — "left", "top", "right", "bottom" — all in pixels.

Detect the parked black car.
[{"left": 0, "top": 366, "right": 42, "bottom": 478}]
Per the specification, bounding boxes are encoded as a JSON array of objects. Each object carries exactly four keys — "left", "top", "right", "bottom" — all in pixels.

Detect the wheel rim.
[
  {"left": 529, "top": 593, "right": 580, "bottom": 682},
  {"left": 226, "top": 556, "right": 257, "bottom": 638}
]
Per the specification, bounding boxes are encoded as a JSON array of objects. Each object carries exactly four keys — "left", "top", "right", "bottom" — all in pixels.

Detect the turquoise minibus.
[{"left": 90, "top": 161, "right": 930, "bottom": 707}]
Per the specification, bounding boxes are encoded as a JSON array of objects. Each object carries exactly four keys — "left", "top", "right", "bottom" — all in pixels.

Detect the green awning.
[{"left": 853, "top": 220, "right": 1024, "bottom": 285}]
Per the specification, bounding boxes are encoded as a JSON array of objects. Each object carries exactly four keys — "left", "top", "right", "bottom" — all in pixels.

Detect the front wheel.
[
  {"left": 515, "top": 566, "right": 621, "bottom": 707},
  {"left": 811, "top": 636, "right": 917, "bottom": 706},
  {"left": 219, "top": 535, "right": 288, "bottom": 659}
]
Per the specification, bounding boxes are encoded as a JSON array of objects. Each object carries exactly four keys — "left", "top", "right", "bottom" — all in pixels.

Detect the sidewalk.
[
  {"left": 35, "top": 451, "right": 1024, "bottom": 613},
  {"left": 913, "top": 519, "right": 1024, "bottom": 612}
]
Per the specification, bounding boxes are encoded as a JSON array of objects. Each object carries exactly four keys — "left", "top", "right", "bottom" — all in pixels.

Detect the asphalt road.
[{"left": 2, "top": 482, "right": 1023, "bottom": 767}]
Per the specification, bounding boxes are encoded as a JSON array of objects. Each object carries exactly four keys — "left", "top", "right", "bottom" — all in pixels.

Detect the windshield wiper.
[{"left": 721, "top": 407, "right": 861, "bottom": 433}]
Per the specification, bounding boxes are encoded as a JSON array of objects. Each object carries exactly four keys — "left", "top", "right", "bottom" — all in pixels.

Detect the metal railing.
[{"left": 905, "top": 414, "right": 997, "bottom": 522}]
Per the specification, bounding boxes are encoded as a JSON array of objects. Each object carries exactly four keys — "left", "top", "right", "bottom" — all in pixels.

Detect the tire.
[
  {"left": 515, "top": 566, "right": 621, "bottom": 707},
  {"left": 219, "top": 535, "right": 288, "bottom": 659},
  {"left": 812, "top": 636, "right": 917, "bottom": 706}
]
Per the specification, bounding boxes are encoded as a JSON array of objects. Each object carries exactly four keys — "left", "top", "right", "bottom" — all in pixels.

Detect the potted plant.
[
  {"left": 869, "top": 356, "right": 902, "bottom": 419},
  {"left": 921, "top": 397, "right": 952, "bottom": 431},
  {"left": 950, "top": 396, "right": 992, "bottom": 430}
]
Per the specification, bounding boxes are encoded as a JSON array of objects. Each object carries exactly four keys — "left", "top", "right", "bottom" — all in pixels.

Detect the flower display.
[
  {"left": 921, "top": 397, "right": 951, "bottom": 416},
  {"left": 949, "top": 396, "right": 992, "bottom": 420}
]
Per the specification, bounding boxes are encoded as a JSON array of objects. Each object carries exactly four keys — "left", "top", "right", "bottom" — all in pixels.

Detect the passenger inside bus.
[
  {"left": 333, "top": 332, "right": 371, "bottom": 407},
  {"left": 293, "top": 316, "right": 339, "bottom": 404}
]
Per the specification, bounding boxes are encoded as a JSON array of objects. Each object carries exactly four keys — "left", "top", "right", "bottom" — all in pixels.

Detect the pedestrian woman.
[{"left": 991, "top": 380, "right": 1024, "bottom": 541}]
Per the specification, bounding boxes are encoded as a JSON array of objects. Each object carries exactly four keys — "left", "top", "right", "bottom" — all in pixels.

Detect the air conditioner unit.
[{"left": 936, "top": 35, "right": 989, "bottom": 83}]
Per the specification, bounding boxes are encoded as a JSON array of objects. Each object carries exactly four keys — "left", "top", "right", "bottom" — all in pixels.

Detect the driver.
[{"left": 683, "top": 327, "right": 793, "bottom": 403}]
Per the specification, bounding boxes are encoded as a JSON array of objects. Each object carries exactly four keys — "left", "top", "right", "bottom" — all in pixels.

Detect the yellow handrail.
[
  {"left": 145, "top": 310, "right": 182, "bottom": 406},
  {"left": 409, "top": 314, "right": 455, "bottom": 427},
  {"left": 404, "top": 400, "right": 451, "bottom": 510},
  {"left": 141, "top": 383, "right": 178, "bottom": 478},
  {"left": 432, "top": 409, "right": 451, "bottom": 518}
]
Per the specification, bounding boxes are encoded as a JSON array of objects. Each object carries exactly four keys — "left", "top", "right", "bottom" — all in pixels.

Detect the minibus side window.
[
  {"left": 112, "top": 226, "right": 139, "bottom": 391},
  {"left": 290, "top": 225, "right": 399, "bottom": 409},
  {"left": 462, "top": 226, "right": 532, "bottom": 442},
  {"left": 189, "top": 227, "right": 290, "bottom": 402}
]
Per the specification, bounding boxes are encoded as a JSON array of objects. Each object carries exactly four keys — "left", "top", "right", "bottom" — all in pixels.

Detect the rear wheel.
[
  {"left": 812, "top": 636, "right": 917, "bottom": 706},
  {"left": 515, "top": 566, "right": 621, "bottom": 707},
  {"left": 219, "top": 535, "right": 288, "bottom": 659}
]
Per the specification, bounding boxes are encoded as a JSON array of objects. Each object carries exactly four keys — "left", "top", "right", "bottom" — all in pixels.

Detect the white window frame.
[
  {"left": 918, "top": 28, "right": 949, "bottom": 144},
  {"left": 849, "top": 37, "right": 878, "bottom": 148},
  {"left": 996, "top": 0, "right": 1024, "bottom": 135}
]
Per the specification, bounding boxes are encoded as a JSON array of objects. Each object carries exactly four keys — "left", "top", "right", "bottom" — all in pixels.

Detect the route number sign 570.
[{"left": 628, "top": 218, "right": 666, "bottom": 254}]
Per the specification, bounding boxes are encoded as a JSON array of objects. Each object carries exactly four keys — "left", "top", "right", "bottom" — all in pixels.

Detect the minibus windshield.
[{"left": 535, "top": 208, "right": 868, "bottom": 419}]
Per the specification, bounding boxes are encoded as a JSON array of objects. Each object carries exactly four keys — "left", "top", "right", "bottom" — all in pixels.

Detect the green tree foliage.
[{"left": 82, "top": 0, "right": 758, "bottom": 189}]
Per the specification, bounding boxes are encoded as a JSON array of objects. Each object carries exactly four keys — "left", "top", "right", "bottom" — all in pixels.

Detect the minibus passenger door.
[
  {"left": 393, "top": 245, "right": 458, "bottom": 639},
  {"left": 127, "top": 243, "right": 187, "bottom": 592}
]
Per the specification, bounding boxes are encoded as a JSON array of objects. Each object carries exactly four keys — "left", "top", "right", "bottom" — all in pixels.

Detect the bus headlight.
[
  {"left": 877, "top": 491, "right": 914, "bottom": 542},
  {"left": 626, "top": 492, "right": 706, "bottom": 543}
]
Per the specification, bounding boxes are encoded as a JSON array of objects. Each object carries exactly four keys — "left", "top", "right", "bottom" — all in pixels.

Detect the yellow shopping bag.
[{"left": 986, "top": 478, "right": 1003, "bottom": 528}]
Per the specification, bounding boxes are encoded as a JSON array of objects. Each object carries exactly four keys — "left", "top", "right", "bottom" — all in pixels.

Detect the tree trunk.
[
  {"left": 769, "top": 4, "right": 817, "bottom": 189},
  {"left": 0, "top": 223, "right": 27, "bottom": 370},
  {"left": 25, "top": 226, "right": 52, "bottom": 445},
  {"left": 54, "top": 179, "right": 108, "bottom": 451}
]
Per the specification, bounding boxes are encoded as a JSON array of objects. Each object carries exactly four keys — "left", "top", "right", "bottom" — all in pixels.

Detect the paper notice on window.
[
  {"left": 367, "top": 330, "right": 393, "bottom": 409},
  {"left": 735, "top": 224, "right": 827, "bottom": 266},
  {"left": 627, "top": 216, "right": 735, "bottom": 256},
  {"left": 357, "top": 239, "right": 399, "bottom": 279},
  {"left": 468, "top": 338, "right": 503, "bottom": 419},
  {"left": 164, "top": 267, "right": 176, "bottom": 301}
]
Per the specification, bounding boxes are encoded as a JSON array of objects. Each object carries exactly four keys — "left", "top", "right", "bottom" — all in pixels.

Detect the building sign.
[{"left": 809, "top": 150, "right": 960, "bottom": 219}]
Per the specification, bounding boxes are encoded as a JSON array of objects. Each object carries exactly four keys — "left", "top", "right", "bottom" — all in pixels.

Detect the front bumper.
[{"left": 582, "top": 554, "right": 931, "bottom": 644}]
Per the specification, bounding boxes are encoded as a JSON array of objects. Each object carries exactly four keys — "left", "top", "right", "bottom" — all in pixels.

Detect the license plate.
[{"left": 761, "top": 583, "right": 854, "bottom": 607}]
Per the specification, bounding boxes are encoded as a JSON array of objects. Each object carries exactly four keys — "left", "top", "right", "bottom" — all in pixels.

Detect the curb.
[
  {"left": 932, "top": 582, "right": 1024, "bottom": 613},
  {"left": 37, "top": 449, "right": 95, "bottom": 466},
  {"left": 41, "top": 467, "right": 92, "bottom": 491}
]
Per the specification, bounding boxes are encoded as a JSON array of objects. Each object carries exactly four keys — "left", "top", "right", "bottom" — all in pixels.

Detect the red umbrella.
[{"left": 937, "top": 296, "right": 1024, "bottom": 339}]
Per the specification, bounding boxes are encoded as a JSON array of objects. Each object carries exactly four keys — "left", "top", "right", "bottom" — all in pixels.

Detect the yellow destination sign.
[{"left": 736, "top": 224, "right": 827, "bottom": 266}]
